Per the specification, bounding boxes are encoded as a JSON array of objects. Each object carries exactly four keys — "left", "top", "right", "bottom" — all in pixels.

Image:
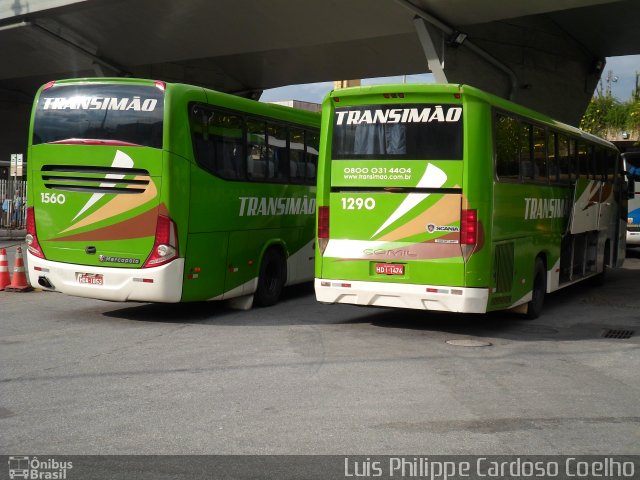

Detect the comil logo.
[{"left": 8, "top": 456, "right": 73, "bottom": 479}]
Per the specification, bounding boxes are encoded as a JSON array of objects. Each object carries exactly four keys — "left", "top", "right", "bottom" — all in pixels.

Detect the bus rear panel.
[
  {"left": 26, "top": 79, "right": 182, "bottom": 302},
  {"left": 315, "top": 85, "right": 490, "bottom": 312}
]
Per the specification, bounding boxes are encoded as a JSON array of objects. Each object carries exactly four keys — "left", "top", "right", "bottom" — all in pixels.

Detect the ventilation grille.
[
  {"left": 41, "top": 165, "right": 150, "bottom": 194},
  {"left": 494, "top": 242, "right": 514, "bottom": 294},
  {"left": 602, "top": 329, "right": 635, "bottom": 339}
]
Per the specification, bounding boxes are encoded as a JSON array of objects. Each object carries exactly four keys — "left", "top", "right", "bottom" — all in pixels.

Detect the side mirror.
[{"left": 628, "top": 178, "right": 635, "bottom": 199}]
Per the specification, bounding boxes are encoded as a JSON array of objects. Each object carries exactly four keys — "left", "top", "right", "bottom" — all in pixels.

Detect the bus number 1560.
[
  {"left": 41, "top": 193, "right": 66, "bottom": 204},
  {"left": 341, "top": 197, "right": 375, "bottom": 210}
]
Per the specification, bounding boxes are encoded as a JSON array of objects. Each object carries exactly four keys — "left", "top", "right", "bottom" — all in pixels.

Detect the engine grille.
[{"left": 41, "top": 165, "right": 150, "bottom": 194}]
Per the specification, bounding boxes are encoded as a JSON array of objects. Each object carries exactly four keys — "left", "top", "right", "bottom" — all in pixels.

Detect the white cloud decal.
[
  {"left": 72, "top": 150, "right": 134, "bottom": 220},
  {"left": 371, "top": 163, "right": 447, "bottom": 238}
]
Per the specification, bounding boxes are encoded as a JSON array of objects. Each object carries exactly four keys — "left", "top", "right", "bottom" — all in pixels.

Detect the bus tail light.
[
  {"left": 317, "top": 206, "right": 329, "bottom": 255},
  {"left": 144, "top": 214, "right": 179, "bottom": 267},
  {"left": 25, "top": 207, "right": 45, "bottom": 259},
  {"left": 460, "top": 209, "right": 477, "bottom": 245}
]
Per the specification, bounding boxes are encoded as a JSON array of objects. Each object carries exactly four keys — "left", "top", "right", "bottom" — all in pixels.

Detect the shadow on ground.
[{"left": 102, "top": 268, "right": 639, "bottom": 343}]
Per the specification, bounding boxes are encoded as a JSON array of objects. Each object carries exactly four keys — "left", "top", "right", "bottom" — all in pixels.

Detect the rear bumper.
[
  {"left": 27, "top": 252, "right": 184, "bottom": 302},
  {"left": 315, "top": 278, "right": 488, "bottom": 313}
]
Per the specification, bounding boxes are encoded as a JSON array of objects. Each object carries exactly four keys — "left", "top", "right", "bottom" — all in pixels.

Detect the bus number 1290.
[{"left": 341, "top": 197, "right": 375, "bottom": 210}]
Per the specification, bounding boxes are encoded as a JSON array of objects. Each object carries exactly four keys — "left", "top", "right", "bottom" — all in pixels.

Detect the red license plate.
[
  {"left": 77, "top": 273, "right": 104, "bottom": 285},
  {"left": 375, "top": 263, "right": 405, "bottom": 275}
]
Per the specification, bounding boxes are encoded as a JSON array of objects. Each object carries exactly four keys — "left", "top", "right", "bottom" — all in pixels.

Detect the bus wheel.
[
  {"left": 525, "top": 258, "right": 546, "bottom": 319},
  {"left": 255, "top": 248, "right": 286, "bottom": 307}
]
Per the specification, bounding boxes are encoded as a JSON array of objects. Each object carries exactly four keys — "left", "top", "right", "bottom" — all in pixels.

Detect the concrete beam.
[{"left": 413, "top": 18, "right": 447, "bottom": 84}]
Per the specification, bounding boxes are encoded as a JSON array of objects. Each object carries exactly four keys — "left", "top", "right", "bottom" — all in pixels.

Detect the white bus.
[{"left": 623, "top": 151, "right": 640, "bottom": 246}]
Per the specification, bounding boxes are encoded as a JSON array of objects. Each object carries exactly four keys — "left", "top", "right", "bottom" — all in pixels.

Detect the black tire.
[
  {"left": 525, "top": 258, "right": 546, "bottom": 319},
  {"left": 255, "top": 247, "right": 286, "bottom": 307}
]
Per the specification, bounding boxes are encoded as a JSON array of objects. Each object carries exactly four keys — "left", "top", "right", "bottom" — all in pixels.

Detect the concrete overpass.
[{"left": 0, "top": 0, "right": 639, "bottom": 164}]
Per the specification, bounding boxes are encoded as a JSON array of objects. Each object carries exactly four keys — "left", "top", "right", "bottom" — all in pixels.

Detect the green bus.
[
  {"left": 315, "top": 83, "right": 627, "bottom": 318},
  {"left": 26, "top": 78, "right": 320, "bottom": 307}
]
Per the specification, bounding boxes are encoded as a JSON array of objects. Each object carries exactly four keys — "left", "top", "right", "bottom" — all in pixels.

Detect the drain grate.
[
  {"left": 445, "top": 339, "right": 492, "bottom": 347},
  {"left": 602, "top": 329, "right": 635, "bottom": 339}
]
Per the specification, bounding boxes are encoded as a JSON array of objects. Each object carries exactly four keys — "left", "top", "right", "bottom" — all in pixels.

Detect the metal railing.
[{"left": 0, "top": 178, "right": 27, "bottom": 230}]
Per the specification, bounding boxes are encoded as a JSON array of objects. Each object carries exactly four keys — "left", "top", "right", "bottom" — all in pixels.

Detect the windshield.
[
  {"left": 33, "top": 84, "right": 164, "bottom": 148},
  {"left": 332, "top": 103, "right": 463, "bottom": 160}
]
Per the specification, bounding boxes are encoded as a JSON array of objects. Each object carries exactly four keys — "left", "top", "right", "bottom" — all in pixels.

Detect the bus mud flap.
[{"left": 227, "top": 293, "right": 254, "bottom": 310}]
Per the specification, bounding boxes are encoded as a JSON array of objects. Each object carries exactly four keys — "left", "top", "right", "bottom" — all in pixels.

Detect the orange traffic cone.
[
  {"left": 5, "top": 246, "right": 33, "bottom": 292},
  {"left": 0, "top": 248, "right": 10, "bottom": 290}
]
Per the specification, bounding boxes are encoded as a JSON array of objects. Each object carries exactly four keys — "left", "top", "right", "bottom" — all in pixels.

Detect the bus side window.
[
  {"left": 594, "top": 147, "right": 603, "bottom": 182},
  {"left": 190, "top": 106, "right": 213, "bottom": 172},
  {"left": 495, "top": 113, "right": 519, "bottom": 181},
  {"left": 267, "top": 123, "right": 288, "bottom": 181},
  {"left": 209, "top": 110, "right": 245, "bottom": 180},
  {"left": 596, "top": 147, "right": 610, "bottom": 183},
  {"left": 533, "top": 126, "right": 547, "bottom": 183},
  {"left": 607, "top": 150, "right": 616, "bottom": 183},
  {"left": 520, "top": 122, "right": 534, "bottom": 182},
  {"left": 557, "top": 134, "right": 570, "bottom": 184},
  {"left": 247, "top": 119, "right": 268, "bottom": 180},
  {"left": 190, "top": 105, "right": 245, "bottom": 180},
  {"left": 587, "top": 145, "right": 597, "bottom": 180},
  {"left": 570, "top": 139, "right": 579, "bottom": 181},
  {"left": 547, "top": 131, "right": 558, "bottom": 183},
  {"left": 289, "top": 128, "right": 306, "bottom": 183},
  {"left": 306, "top": 130, "right": 319, "bottom": 185},
  {"left": 577, "top": 141, "right": 588, "bottom": 179}
]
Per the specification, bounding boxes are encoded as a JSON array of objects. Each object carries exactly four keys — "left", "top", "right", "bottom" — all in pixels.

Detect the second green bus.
[{"left": 315, "top": 83, "right": 628, "bottom": 318}]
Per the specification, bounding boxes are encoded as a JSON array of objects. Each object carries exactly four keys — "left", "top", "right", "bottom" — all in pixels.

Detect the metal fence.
[{"left": 0, "top": 178, "right": 27, "bottom": 229}]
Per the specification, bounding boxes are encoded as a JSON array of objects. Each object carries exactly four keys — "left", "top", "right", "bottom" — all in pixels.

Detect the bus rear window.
[
  {"left": 33, "top": 84, "right": 164, "bottom": 148},
  {"left": 332, "top": 104, "right": 463, "bottom": 160}
]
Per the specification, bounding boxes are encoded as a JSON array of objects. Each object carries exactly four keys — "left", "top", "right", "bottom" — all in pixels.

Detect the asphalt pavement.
[{"left": 1, "top": 248, "right": 639, "bottom": 456}]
